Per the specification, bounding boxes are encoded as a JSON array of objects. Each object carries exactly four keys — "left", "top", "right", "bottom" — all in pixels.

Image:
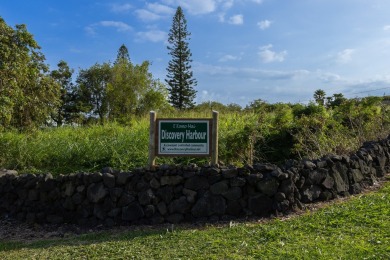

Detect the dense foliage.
[
  {"left": 0, "top": 18, "right": 170, "bottom": 129},
  {"left": 0, "top": 17, "right": 60, "bottom": 130},
  {"left": 0, "top": 97, "right": 389, "bottom": 174}
]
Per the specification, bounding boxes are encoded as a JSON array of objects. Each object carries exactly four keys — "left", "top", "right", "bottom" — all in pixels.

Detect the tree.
[
  {"left": 327, "top": 93, "right": 346, "bottom": 108},
  {"left": 107, "top": 45, "right": 170, "bottom": 123},
  {"left": 0, "top": 17, "right": 60, "bottom": 129},
  {"left": 313, "top": 89, "right": 326, "bottom": 106},
  {"left": 114, "top": 44, "right": 130, "bottom": 64},
  {"left": 166, "top": 6, "right": 197, "bottom": 110},
  {"left": 76, "top": 63, "right": 111, "bottom": 124},
  {"left": 50, "top": 60, "right": 81, "bottom": 126},
  {"left": 194, "top": 101, "right": 242, "bottom": 113},
  {"left": 245, "top": 99, "right": 269, "bottom": 112},
  {"left": 136, "top": 80, "right": 172, "bottom": 115},
  {"left": 107, "top": 59, "right": 151, "bottom": 120}
]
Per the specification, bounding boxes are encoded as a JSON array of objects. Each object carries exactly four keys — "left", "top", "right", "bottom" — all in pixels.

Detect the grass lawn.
[{"left": 0, "top": 179, "right": 389, "bottom": 259}]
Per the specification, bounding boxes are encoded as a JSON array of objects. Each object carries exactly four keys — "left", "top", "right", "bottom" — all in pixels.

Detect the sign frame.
[{"left": 155, "top": 118, "right": 213, "bottom": 157}]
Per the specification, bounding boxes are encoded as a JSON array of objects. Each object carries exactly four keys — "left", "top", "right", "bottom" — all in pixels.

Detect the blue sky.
[{"left": 2, "top": 0, "right": 390, "bottom": 106}]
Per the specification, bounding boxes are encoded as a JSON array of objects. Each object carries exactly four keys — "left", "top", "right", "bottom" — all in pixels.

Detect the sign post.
[
  {"left": 211, "top": 111, "right": 219, "bottom": 166},
  {"left": 148, "top": 111, "right": 157, "bottom": 170},
  {"left": 157, "top": 119, "right": 211, "bottom": 156},
  {"left": 148, "top": 111, "right": 219, "bottom": 169}
]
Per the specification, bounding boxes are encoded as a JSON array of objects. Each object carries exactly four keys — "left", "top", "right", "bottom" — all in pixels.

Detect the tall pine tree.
[
  {"left": 166, "top": 6, "right": 197, "bottom": 110},
  {"left": 115, "top": 44, "right": 130, "bottom": 64}
]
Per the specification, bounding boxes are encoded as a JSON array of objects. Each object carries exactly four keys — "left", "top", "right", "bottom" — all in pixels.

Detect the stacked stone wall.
[{"left": 1, "top": 136, "right": 389, "bottom": 226}]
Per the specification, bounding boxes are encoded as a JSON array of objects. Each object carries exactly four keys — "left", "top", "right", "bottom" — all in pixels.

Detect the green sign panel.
[{"left": 157, "top": 119, "right": 211, "bottom": 155}]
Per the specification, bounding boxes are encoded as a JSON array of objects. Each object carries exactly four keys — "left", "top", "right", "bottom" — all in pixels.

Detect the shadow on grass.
[
  {"left": 0, "top": 225, "right": 175, "bottom": 252},
  {"left": 0, "top": 221, "right": 223, "bottom": 252}
]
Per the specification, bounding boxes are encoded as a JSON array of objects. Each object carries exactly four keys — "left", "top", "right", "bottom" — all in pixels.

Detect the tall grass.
[
  {"left": 0, "top": 123, "right": 149, "bottom": 174},
  {"left": 0, "top": 102, "right": 389, "bottom": 174},
  {"left": 0, "top": 112, "right": 261, "bottom": 174}
]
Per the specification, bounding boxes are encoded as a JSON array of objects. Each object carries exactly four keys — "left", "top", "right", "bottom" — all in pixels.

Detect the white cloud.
[
  {"left": 135, "top": 9, "right": 162, "bottom": 21},
  {"left": 135, "top": 3, "right": 174, "bottom": 22},
  {"left": 85, "top": 21, "right": 132, "bottom": 35},
  {"left": 218, "top": 13, "right": 226, "bottom": 22},
  {"left": 218, "top": 54, "right": 241, "bottom": 62},
  {"left": 194, "top": 62, "right": 306, "bottom": 80},
  {"left": 199, "top": 90, "right": 212, "bottom": 102},
  {"left": 257, "top": 20, "right": 272, "bottom": 30},
  {"left": 163, "top": 0, "right": 217, "bottom": 15},
  {"left": 316, "top": 70, "right": 342, "bottom": 83},
  {"left": 111, "top": 3, "right": 132, "bottom": 13},
  {"left": 258, "top": 44, "right": 287, "bottom": 63},
  {"left": 85, "top": 26, "right": 96, "bottom": 36},
  {"left": 196, "top": 89, "right": 233, "bottom": 104},
  {"left": 344, "top": 79, "right": 390, "bottom": 97},
  {"left": 137, "top": 30, "right": 167, "bottom": 42},
  {"left": 383, "top": 25, "right": 390, "bottom": 31},
  {"left": 228, "top": 14, "right": 244, "bottom": 25},
  {"left": 336, "top": 48, "right": 355, "bottom": 63},
  {"left": 166, "top": 0, "right": 263, "bottom": 15},
  {"left": 221, "top": 0, "right": 234, "bottom": 10},
  {"left": 69, "top": 48, "right": 83, "bottom": 53},
  {"left": 147, "top": 3, "right": 175, "bottom": 15},
  {"left": 99, "top": 21, "right": 132, "bottom": 32}
]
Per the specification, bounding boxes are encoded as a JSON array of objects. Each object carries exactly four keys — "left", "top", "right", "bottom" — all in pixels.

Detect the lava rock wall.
[{"left": 1, "top": 136, "right": 389, "bottom": 226}]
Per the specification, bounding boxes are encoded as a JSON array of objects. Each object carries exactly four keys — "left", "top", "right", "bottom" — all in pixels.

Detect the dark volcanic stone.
[
  {"left": 87, "top": 183, "right": 107, "bottom": 203},
  {"left": 168, "top": 196, "right": 189, "bottom": 214},
  {"left": 184, "top": 176, "right": 209, "bottom": 190},
  {"left": 138, "top": 189, "right": 155, "bottom": 205},
  {"left": 160, "top": 175, "right": 183, "bottom": 186},
  {"left": 226, "top": 200, "right": 243, "bottom": 216},
  {"left": 222, "top": 187, "right": 242, "bottom": 201},
  {"left": 221, "top": 168, "right": 237, "bottom": 178},
  {"left": 248, "top": 194, "right": 274, "bottom": 216},
  {"left": 157, "top": 186, "right": 174, "bottom": 203},
  {"left": 191, "top": 195, "right": 226, "bottom": 217},
  {"left": 210, "top": 181, "right": 229, "bottom": 195},
  {"left": 109, "top": 187, "right": 123, "bottom": 202},
  {"left": 145, "top": 205, "right": 156, "bottom": 217},
  {"left": 301, "top": 185, "right": 322, "bottom": 202},
  {"left": 116, "top": 172, "right": 132, "bottom": 185},
  {"left": 230, "top": 177, "right": 246, "bottom": 187},
  {"left": 349, "top": 169, "right": 364, "bottom": 184},
  {"left": 103, "top": 173, "right": 116, "bottom": 188},
  {"left": 280, "top": 178, "right": 295, "bottom": 195},
  {"left": 321, "top": 175, "right": 335, "bottom": 190},
  {"left": 330, "top": 163, "right": 349, "bottom": 193},
  {"left": 247, "top": 174, "right": 263, "bottom": 185},
  {"left": 122, "top": 203, "right": 144, "bottom": 221},
  {"left": 307, "top": 169, "right": 328, "bottom": 185},
  {"left": 256, "top": 178, "right": 279, "bottom": 196},
  {"left": 117, "top": 192, "right": 135, "bottom": 207}
]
